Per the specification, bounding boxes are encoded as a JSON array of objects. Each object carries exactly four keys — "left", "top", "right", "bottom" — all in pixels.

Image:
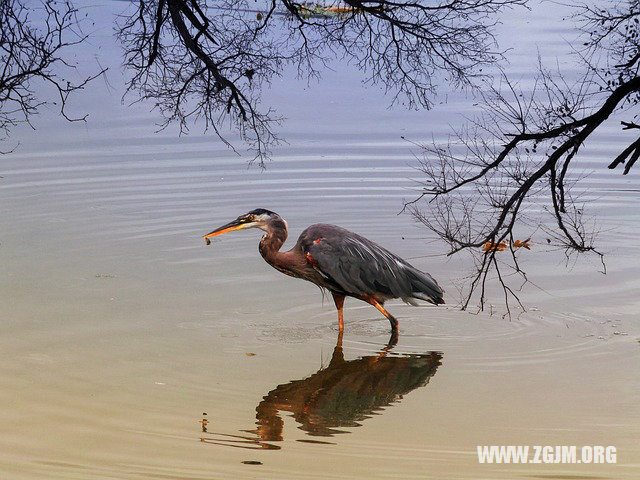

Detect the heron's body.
[{"left": 204, "top": 209, "right": 444, "bottom": 334}]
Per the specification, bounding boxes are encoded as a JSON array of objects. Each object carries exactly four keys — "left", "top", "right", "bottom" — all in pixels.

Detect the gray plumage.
[{"left": 299, "top": 224, "right": 444, "bottom": 305}]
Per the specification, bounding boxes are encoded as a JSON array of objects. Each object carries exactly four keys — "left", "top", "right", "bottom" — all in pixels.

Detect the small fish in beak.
[{"left": 202, "top": 214, "right": 260, "bottom": 245}]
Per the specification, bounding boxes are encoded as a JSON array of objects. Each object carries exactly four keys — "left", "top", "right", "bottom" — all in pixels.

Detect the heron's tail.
[{"left": 406, "top": 268, "right": 445, "bottom": 305}]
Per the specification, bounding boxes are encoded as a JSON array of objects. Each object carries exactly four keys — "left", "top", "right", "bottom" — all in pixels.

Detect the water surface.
[{"left": 1, "top": 1, "right": 639, "bottom": 478}]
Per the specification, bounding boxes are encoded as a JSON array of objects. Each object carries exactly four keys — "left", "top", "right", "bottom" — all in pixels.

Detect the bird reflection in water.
[{"left": 201, "top": 331, "right": 442, "bottom": 450}]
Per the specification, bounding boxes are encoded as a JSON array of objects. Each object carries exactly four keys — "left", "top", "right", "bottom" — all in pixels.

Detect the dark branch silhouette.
[
  {"left": 117, "top": 0, "right": 526, "bottom": 165},
  {"left": 408, "top": 1, "right": 640, "bottom": 312},
  {"left": 0, "top": 0, "right": 104, "bottom": 150}
]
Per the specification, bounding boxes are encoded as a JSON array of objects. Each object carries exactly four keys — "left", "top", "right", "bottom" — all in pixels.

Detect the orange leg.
[
  {"left": 359, "top": 296, "right": 399, "bottom": 333},
  {"left": 331, "top": 292, "right": 345, "bottom": 332},
  {"left": 370, "top": 299, "right": 399, "bottom": 344}
]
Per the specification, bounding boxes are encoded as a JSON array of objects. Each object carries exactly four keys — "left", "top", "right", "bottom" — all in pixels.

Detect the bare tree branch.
[
  {"left": 117, "top": 0, "right": 527, "bottom": 165},
  {"left": 408, "top": 1, "right": 640, "bottom": 311},
  {"left": 0, "top": 0, "right": 104, "bottom": 146}
]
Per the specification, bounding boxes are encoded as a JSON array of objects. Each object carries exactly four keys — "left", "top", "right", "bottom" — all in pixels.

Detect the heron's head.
[{"left": 203, "top": 208, "right": 284, "bottom": 244}]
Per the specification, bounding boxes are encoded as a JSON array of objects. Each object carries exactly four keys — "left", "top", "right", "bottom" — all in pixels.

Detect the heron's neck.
[{"left": 258, "top": 223, "right": 289, "bottom": 266}]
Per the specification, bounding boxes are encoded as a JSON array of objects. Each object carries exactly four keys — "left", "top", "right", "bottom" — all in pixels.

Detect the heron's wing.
[{"left": 305, "top": 226, "right": 443, "bottom": 303}]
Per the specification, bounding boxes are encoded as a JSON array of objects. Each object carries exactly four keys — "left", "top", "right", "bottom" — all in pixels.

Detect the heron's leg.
[
  {"left": 331, "top": 292, "right": 345, "bottom": 332},
  {"left": 335, "top": 328, "right": 344, "bottom": 350},
  {"left": 361, "top": 296, "right": 399, "bottom": 333}
]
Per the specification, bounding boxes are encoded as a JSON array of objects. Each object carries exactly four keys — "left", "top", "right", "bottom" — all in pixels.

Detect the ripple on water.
[{"left": 1, "top": 2, "right": 639, "bottom": 478}]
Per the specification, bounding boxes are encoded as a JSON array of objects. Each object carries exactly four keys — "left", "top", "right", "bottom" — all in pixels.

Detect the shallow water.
[{"left": 1, "top": 1, "right": 639, "bottom": 479}]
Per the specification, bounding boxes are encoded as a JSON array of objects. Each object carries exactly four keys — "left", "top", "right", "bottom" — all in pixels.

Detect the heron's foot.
[
  {"left": 388, "top": 328, "right": 398, "bottom": 349},
  {"left": 363, "top": 296, "right": 400, "bottom": 334}
]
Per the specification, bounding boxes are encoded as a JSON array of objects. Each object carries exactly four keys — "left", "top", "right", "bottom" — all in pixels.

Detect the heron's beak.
[{"left": 203, "top": 219, "right": 256, "bottom": 244}]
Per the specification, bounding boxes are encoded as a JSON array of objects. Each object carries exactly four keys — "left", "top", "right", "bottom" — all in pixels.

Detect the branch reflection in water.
[{"left": 201, "top": 331, "right": 442, "bottom": 450}]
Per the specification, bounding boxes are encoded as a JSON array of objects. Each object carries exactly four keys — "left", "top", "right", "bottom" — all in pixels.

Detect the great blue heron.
[{"left": 203, "top": 209, "right": 444, "bottom": 334}]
